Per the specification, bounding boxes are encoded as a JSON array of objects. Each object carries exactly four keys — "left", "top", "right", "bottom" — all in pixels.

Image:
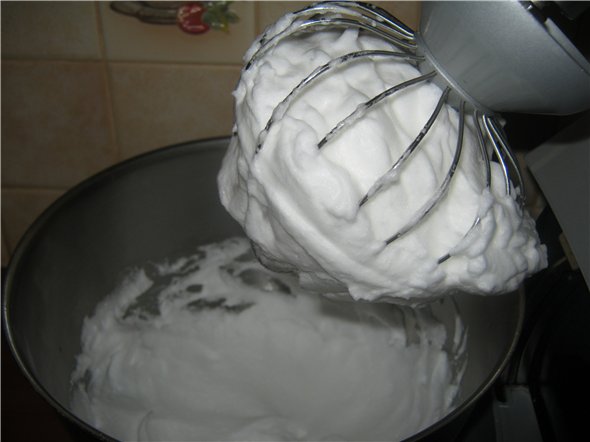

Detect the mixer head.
[{"left": 245, "top": 1, "right": 525, "bottom": 264}]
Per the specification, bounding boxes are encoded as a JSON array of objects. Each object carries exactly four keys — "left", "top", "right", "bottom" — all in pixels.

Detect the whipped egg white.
[
  {"left": 71, "top": 238, "right": 465, "bottom": 441},
  {"left": 218, "top": 12, "right": 547, "bottom": 302}
]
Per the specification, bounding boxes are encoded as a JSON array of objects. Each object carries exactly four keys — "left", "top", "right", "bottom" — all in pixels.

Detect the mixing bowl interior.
[{"left": 3, "top": 137, "right": 522, "bottom": 441}]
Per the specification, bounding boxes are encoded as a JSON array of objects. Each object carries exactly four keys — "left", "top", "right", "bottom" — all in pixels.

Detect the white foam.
[
  {"left": 71, "top": 238, "right": 464, "bottom": 441},
  {"left": 218, "top": 20, "right": 547, "bottom": 302}
]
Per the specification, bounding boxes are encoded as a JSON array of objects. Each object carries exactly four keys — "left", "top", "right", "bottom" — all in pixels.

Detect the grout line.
[
  {"left": 1, "top": 185, "right": 68, "bottom": 194},
  {"left": 1, "top": 57, "right": 243, "bottom": 69},
  {"left": 103, "top": 60, "right": 243, "bottom": 69},
  {"left": 0, "top": 57, "right": 104, "bottom": 64},
  {"left": 253, "top": 1, "right": 261, "bottom": 37},
  {"left": 95, "top": 1, "right": 123, "bottom": 163}
]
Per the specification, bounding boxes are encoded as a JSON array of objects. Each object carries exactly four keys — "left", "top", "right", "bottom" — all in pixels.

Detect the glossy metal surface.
[{"left": 418, "top": 1, "right": 590, "bottom": 115}]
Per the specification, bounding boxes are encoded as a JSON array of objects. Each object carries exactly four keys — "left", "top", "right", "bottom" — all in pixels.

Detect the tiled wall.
[{"left": 1, "top": 1, "right": 421, "bottom": 266}]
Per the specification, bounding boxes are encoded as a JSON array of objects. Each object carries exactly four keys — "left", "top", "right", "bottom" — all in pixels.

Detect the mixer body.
[{"left": 418, "top": 1, "right": 590, "bottom": 115}]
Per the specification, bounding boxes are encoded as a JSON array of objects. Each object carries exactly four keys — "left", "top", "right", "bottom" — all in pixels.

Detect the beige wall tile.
[
  {"left": 1, "top": 61, "right": 117, "bottom": 188},
  {"left": 1, "top": 1, "right": 101, "bottom": 60},
  {"left": 1, "top": 188, "right": 65, "bottom": 254},
  {"left": 255, "top": 1, "right": 304, "bottom": 34},
  {"left": 110, "top": 63, "right": 240, "bottom": 159},
  {"left": 99, "top": 1, "right": 254, "bottom": 64}
]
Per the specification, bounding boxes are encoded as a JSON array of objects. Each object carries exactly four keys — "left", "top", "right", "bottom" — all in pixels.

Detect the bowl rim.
[{"left": 2, "top": 135, "right": 525, "bottom": 442}]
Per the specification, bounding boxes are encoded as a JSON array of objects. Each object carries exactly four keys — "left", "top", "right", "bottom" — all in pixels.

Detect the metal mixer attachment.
[{"left": 246, "top": 1, "right": 525, "bottom": 264}]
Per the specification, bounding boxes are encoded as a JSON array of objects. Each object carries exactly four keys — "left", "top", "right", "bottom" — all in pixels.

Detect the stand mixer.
[
  {"left": 2, "top": 2, "right": 588, "bottom": 441},
  {"left": 247, "top": 0, "right": 590, "bottom": 265}
]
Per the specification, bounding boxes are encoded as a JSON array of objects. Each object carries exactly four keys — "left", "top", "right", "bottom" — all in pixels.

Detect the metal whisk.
[{"left": 244, "top": 1, "right": 590, "bottom": 264}]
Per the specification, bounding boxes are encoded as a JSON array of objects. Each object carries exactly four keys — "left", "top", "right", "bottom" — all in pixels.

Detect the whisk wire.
[
  {"left": 318, "top": 71, "right": 436, "bottom": 149},
  {"left": 247, "top": 2, "right": 416, "bottom": 70},
  {"left": 474, "top": 111, "right": 492, "bottom": 189},
  {"left": 437, "top": 109, "right": 492, "bottom": 264},
  {"left": 359, "top": 85, "right": 451, "bottom": 207},
  {"left": 483, "top": 116, "right": 525, "bottom": 205},
  {"left": 256, "top": 50, "right": 424, "bottom": 152},
  {"left": 246, "top": 1, "right": 524, "bottom": 263},
  {"left": 309, "top": 1, "right": 416, "bottom": 40},
  {"left": 384, "top": 100, "right": 466, "bottom": 245}
]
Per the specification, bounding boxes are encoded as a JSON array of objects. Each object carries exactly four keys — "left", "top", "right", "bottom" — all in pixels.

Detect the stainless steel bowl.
[{"left": 2, "top": 137, "right": 523, "bottom": 441}]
